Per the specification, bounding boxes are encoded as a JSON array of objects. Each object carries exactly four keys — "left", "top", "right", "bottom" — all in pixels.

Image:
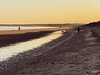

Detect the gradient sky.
[{"left": 0, "top": 0, "right": 100, "bottom": 24}]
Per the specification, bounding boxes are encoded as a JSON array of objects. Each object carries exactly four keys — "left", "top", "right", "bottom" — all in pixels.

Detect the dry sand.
[
  {"left": 1, "top": 26, "right": 100, "bottom": 75},
  {"left": 91, "top": 26, "right": 100, "bottom": 39}
]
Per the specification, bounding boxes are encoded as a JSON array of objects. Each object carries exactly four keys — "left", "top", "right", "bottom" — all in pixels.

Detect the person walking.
[
  {"left": 18, "top": 27, "right": 20, "bottom": 30},
  {"left": 77, "top": 27, "right": 80, "bottom": 34}
]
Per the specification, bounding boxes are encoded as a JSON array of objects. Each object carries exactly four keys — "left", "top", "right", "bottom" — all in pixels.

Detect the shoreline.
[
  {"left": 0, "top": 27, "right": 69, "bottom": 35},
  {"left": 0, "top": 31, "right": 53, "bottom": 47},
  {"left": 0, "top": 27, "right": 69, "bottom": 47}
]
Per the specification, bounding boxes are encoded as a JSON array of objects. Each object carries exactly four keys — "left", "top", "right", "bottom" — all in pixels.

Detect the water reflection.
[
  {"left": 0, "top": 26, "right": 57, "bottom": 30},
  {"left": 0, "top": 31, "right": 62, "bottom": 61}
]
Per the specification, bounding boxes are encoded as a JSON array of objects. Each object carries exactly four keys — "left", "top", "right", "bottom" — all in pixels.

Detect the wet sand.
[
  {"left": 0, "top": 31, "right": 53, "bottom": 47},
  {"left": 1, "top": 26, "right": 100, "bottom": 75}
]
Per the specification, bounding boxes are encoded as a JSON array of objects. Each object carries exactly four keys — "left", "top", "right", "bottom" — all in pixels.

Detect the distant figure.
[
  {"left": 62, "top": 30, "right": 64, "bottom": 33},
  {"left": 77, "top": 27, "right": 80, "bottom": 34},
  {"left": 18, "top": 27, "right": 20, "bottom": 30}
]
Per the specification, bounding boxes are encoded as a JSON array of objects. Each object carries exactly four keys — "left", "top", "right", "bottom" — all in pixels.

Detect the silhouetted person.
[
  {"left": 62, "top": 30, "right": 64, "bottom": 33},
  {"left": 77, "top": 27, "right": 80, "bottom": 34},
  {"left": 18, "top": 27, "right": 20, "bottom": 30}
]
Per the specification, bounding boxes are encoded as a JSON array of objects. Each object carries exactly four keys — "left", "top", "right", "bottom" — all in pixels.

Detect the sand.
[
  {"left": 1, "top": 26, "right": 100, "bottom": 75},
  {"left": 91, "top": 26, "right": 100, "bottom": 38}
]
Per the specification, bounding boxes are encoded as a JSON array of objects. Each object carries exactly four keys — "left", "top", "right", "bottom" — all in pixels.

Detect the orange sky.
[{"left": 0, "top": 0, "right": 100, "bottom": 24}]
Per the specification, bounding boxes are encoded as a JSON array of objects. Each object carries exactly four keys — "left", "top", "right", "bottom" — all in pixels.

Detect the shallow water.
[
  {"left": 0, "top": 31, "right": 63, "bottom": 61},
  {"left": 0, "top": 26, "right": 57, "bottom": 30}
]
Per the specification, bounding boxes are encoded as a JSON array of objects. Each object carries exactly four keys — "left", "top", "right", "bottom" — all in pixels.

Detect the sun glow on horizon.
[{"left": 0, "top": 0, "right": 100, "bottom": 24}]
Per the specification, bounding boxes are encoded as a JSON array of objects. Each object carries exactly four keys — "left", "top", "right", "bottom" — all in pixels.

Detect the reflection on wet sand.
[
  {"left": 0, "top": 26, "right": 57, "bottom": 30},
  {"left": 0, "top": 31, "right": 63, "bottom": 61}
]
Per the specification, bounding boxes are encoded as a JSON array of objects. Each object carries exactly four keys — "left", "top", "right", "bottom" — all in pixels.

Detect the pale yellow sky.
[{"left": 0, "top": 0, "right": 100, "bottom": 24}]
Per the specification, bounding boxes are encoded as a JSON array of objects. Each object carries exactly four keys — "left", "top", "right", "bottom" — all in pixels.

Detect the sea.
[{"left": 0, "top": 26, "right": 57, "bottom": 30}]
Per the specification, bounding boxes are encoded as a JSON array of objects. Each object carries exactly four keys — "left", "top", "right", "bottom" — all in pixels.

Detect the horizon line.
[{"left": 0, "top": 22, "right": 89, "bottom": 25}]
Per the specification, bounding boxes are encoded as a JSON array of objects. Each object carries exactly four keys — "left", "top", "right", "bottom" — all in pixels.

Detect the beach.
[
  {"left": 0, "top": 25, "right": 100, "bottom": 75},
  {"left": 0, "top": 0, "right": 99, "bottom": 74}
]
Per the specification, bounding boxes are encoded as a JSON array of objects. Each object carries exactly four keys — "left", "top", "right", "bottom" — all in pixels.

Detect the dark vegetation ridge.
[{"left": 84, "top": 21, "right": 100, "bottom": 27}]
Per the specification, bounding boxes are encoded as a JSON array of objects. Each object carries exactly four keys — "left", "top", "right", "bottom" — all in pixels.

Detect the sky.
[{"left": 0, "top": 0, "right": 100, "bottom": 24}]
